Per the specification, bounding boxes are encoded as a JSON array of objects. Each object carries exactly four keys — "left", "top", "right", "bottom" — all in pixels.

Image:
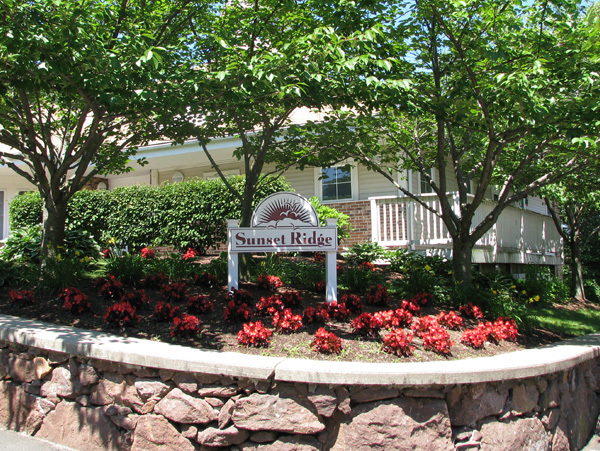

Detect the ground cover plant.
[{"left": 0, "top": 244, "right": 588, "bottom": 363}]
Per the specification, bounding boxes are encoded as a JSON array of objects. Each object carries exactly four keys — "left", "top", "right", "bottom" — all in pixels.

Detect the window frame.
[{"left": 314, "top": 163, "right": 358, "bottom": 203}]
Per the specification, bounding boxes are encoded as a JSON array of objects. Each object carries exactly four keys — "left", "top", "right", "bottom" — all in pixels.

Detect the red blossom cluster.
[
  {"left": 366, "top": 284, "right": 390, "bottom": 306},
  {"left": 374, "top": 308, "right": 413, "bottom": 329},
  {"left": 340, "top": 293, "right": 363, "bottom": 314},
  {"left": 360, "top": 261, "right": 376, "bottom": 271},
  {"left": 8, "top": 289, "right": 35, "bottom": 306},
  {"left": 59, "top": 287, "right": 91, "bottom": 314},
  {"left": 459, "top": 302, "right": 484, "bottom": 319},
  {"left": 400, "top": 299, "right": 421, "bottom": 314},
  {"left": 311, "top": 328, "right": 343, "bottom": 354},
  {"left": 410, "top": 292, "right": 433, "bottom": 306},
  {"left": 256, "top": 274, "right": 283, "bottom": 291},
  {"left": 437, "top": 311, "right": 464, "bottom": 330},
  {"left": 154, "top": 301, "right": 180, "bottom": 322},
  {"left": 224, "top": 288, "right": 254, "bottom": 323},
  {"left": 410, "top": 316, "right": 439, "bottom": 337},
  {"left": 95, "top": 274, "right": 125, "bottom": 299},
  {"left": 312, "top": 253, "right": 325, "bottom": 263},
  {"left": 302, "top": 305, "right": 330, "bottom": 324},
  {"left": 272, "top": 308, "right": 303, "bottom": 334},
  {"left": 382, "top": 329, "right": 415, "bottom": 357},
  {"left": 120, "top": 290, "right": 151, "bottom": 310},
  {"left": 104, "top": 301, "right": 139, "bottom": 328},
  {"left": 351, "top": 312, "right": 383, "bottom": 338},
  {"left": 314, "top": 280, "right": 326, "bottom": 293},
  {"left": 143, "top": 272, "right": 169, "bottom": 290},
  {"left": 326, "top": 300, "right": 351, "bottom": 322},
  {"left": 237, "top": 321, "right": 273, "bottom": 347},
  {"left": 187, "top": 295, "right": 214, "bottom": 314},
  {"left": 102, "top": 249, "right": 112, "bottom": 258},
  {"left": 140, "top": 247, "right": 155, "bottom": 259},
  {"left": 229, "top": 288, "right": 254, "bottom": 305},
  {"left": 161, "top": 282, "right": 188, "bottom": 303},
  {"left": 461, "top": 317, "right": 519, "bottom": 348},
  {"left": 170, "top": 314, "right": 202, "bottom": 338},
  {"left": 255, "top": 295, "right": 285, "bottom": 316},
  {"left": 182, "top": 248, "right": 199, "bottom": 260},
  {"left": 193, "top": 272, "right": 218, "bottom": 288},
  {"left": 422, "top": 326, "right": 453, "bottom": 355},
  {"left": 279, "top": 291, "right": 303, "bottom": 308}
]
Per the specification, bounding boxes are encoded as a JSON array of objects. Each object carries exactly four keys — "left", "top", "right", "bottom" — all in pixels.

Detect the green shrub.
[
  {"left": 343, "top": 240, "right": 388, "bottom": 265},
  {"left": 0, "top": 226, "right": 100, "bottom": 262},
  {"left": 104, "top": 254, "right": 148, "bottom": 286},
  {"left": 9, "top": 175, "right": 292, "bottom": 252},
  {"left": 0, "top": 260, "right": 35, "bottom": 288},
  {"left": 308, "top": 197, "right": 352, "bottom": 244},
  {"left": 145, "top": 254, "right": 197, "bottom": 282},
  {"left": 338, "top": 263, "right": 385, "bottom": 293},
  {"left": 37, "top": 257, "right": 89, "bottom": 294}
]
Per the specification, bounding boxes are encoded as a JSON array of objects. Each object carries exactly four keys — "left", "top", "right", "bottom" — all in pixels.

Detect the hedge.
[{"left": 9, "top": 176, "right": 292, "bottom": 252}]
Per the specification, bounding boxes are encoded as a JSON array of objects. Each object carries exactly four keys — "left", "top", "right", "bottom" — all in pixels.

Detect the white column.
[
  {"left": 227, "top": 219, "right": 239, "bottom": 293},
  {"left": 325, "top": 218, "right": 338, "bottom": 303}
]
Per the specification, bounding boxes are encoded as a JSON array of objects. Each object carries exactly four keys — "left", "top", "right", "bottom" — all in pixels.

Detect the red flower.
[
  {"left": 8, "top": 289, "right": 35, "bottom": 306},
  {"left": 161, "top": 282, "right": 188, "bottom": 303},
  {"left": 351, "top": 312, "right": 383, "bottom": 338},
  {"left": 194, "top": 272, "right": 218, "bottom": 288},
  {"left": 104, "top": 301, "right": 139, "bottom": 328},
  {"left": 256, "top": 274, "right": 283, "bottom": 291},
  {"left": 237, "top": 321, "right": 273, "bottom": 347},
  {"left": 366, "top": 284, "right": 390, "bottom": 306},
  {"left": 302, "top": 305, "right": 330, "bottom": 324},
  {"left": 437, "top": 311, "right": 464, "bottom": 330},
  {"left": 60, "top": 287, "right": 91, "bottom": 314},
  {"left": 187, "top": 295, "right": 214, "bottom": 314},
  {"left": 182, "top": 248, "right": 199, "bottom": 260},
  {"left": 340, "top": 293, "right": 363, "bottom": 314},
  {"left": 141, "top": 247, "right": 155, "bottom": 259},
  {"left": 459, "top": 302, "right": 484, "bottom": 319},
  {"left": 314, "top": 280, "right": 326, "bottom": 293},
  {"left": 170, "top": 314, "right": 202, "bottom": 338},
  {"left": 95, "top": 274, "right": 125, "bottom": 299},
  {"left": 154, "top": 301, "right": 180, "bottom": 322},
  {"left": 411, "top": 292, "right": 433, "bottom": 306},
  {"left": 382, "top": 329, "right": 415, "bottom": 357},
  {"left": 311, "top": 328, "right": 343, "bottom": 354},
  {"left": 120, "top": 290, "right": 151, "bottom": 310},
  {"left": 272, "top": 308, "right": 303, "bottom": 334},
  {"left": 143, "top": 272, "right": 169, "bottom": 289}
]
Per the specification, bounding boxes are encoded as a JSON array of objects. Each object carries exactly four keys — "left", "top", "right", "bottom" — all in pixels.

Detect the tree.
[
  {"left": 544, "top": 172, "right": 600, "bottom": 301},
  {"left": 281, "top": 0, "right": 600, "bottom": 283},
  {"left": 0, "top": 0, "right": 211, "bottom": 259},
  {"left": 158, "top": 0, "right": 393, "bottom": 229}
]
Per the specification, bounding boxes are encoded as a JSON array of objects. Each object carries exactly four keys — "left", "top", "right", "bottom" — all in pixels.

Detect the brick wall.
[{"left": 324, "top": 200, "right": 372, "bottom": 248}]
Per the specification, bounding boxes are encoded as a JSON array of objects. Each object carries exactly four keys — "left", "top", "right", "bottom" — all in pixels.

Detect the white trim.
[
  {"left": 203, "top": 169, "right": 240, "bottom": 180},
  {"left": 0, "top": 190, "right": 4, "bottom": 240}
]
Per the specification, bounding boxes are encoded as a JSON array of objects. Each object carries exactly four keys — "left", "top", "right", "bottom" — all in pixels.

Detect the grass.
[{"left": 524, "top": 307, "right": 600, "bottom": 336}]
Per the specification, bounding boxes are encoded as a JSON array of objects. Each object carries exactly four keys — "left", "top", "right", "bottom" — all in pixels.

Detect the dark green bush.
[
  {"left": 308, "top": 197, "right": 352, "bottom": 244},
  {"left": 9, "top": 175, "right": 293, "bottom": 252}
]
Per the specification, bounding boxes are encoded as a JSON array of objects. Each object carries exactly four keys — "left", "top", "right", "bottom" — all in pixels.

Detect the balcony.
[{"left": 369, "top": 193, "right": 563, "bottom": 266}]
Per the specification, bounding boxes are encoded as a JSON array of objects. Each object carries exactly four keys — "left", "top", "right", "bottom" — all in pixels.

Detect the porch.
[{"left": 369, "top": 193, "right": 563, "bottom": 267}]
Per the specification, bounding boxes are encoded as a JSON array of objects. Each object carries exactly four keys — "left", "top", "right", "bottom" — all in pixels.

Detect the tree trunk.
[
  {"left": 570, "top": 238, "right": 586, "bottom": 302},
  {"left": 452, "top": 236, "right": 476, "bottom": 284},
  {"left": 41, "top": 194, "right": 69, "bottom": 261}
]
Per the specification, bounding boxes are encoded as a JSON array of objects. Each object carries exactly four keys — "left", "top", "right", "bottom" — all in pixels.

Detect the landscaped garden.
[{"left": 1, "top": 232, "right": 594, "bottom": 364}]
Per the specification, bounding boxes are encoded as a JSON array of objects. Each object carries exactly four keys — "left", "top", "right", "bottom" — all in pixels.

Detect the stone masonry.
[{"left": 0, "top": 339, "right": 599, "bottom": 450}]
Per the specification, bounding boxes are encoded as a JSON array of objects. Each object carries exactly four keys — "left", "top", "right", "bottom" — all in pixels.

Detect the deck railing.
[{"left": 369, "top": 194, "right": 561, "bottom": 258}]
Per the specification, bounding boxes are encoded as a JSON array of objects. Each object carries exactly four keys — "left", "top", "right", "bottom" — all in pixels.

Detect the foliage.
[
  {"left": 187, "top": 295, "right": 214, "bottom": 315},
  {"left": 9, "top": 176, "right": 292, "bottom": 252},
  {"left": 302, "top": 305, "right": 330, "bottom": 325},
  {"left": 373, "top": 309, "right": 413, "bottom": 329},
  {"left": 0, "top": 260, "right": 26, "bottom": 288},
  {"left": 327, "top": 300, "right": 351, "bottom": 322},
  {"left": 338, "top": 261, "right": 385, "bottom": 293},
  {"left": 161, "top": 282, "right": 188, "bottom": 303},
  {"left": 351, "top": 312, "right": 383, "bottom": 338},
  {"left": 308, "top": 197, "right": 352, "bottom": 244},
  {"left": 366, "top": 284, "right": 390, "bottom": 307},
  {"left": 153, "top": 302, "right": 181, "bottom": 322},
  {"left": 339, "top": 293, "right": 363, "bottom": 314},
  {"left": 237, "top": 321, "right": 272, "bottom": 348},
  {"left": 256, "top": 274, "right": 283, "bottom": 291},
  {"left": 147, "top": 254, "right": 195, "bottom": 282},
  {"left": 120, "top": 290, "right": 152, "bottom": 310},
  {"left": 344, "top": 241, "right": 388, "bottom": 265},
  {"left": 0, "top": 225, "right": 100, "bottom": 262},
  {"left": 104, "top": 254, "right": 147, "bottom": 286},
  {"left": 38, "top": 256, "right": 88, "bottom": 293},
  {"left": 311, "top": 328, "right": 343, "bottom": 355},
  {"left": 459, "top": 303, "right": 484, "bottom": 320},
  {"left": 0, "top": 0, "right": 210, "bottom": 259},
  {"left": 436, "top": 311, "right": 463, "bottom": 331}
]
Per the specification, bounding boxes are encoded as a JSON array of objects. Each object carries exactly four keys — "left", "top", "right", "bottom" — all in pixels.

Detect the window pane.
[
  {"left": 336, "top": 167, "right": 352, "bottom": 184},
  {"left": 321, "top": 167, "right": 336, "bottom": 184},
  {"left": 322, "top": 184, "right": 337, "bottom": 201},
  {"left": 337, "top": 182, "right": 352, "bottom": 199}
]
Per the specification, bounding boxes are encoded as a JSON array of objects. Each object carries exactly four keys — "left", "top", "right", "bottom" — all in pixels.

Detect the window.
[
  {"left": 420, "top": 169, "right": 433, "bottom": 194},
  {"left": 321, "top": 166, "right": 352, "bottom": 201}
]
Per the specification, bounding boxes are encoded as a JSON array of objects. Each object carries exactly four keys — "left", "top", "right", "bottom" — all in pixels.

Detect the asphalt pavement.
[{"left": 0, "top": 429, "right": 78, "bottom": 451}]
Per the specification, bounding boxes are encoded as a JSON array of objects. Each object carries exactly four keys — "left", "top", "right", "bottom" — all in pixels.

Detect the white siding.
[
  {"left": 108, "top": 174, "right": 150, "bottom": 188},
  {"left": 356, "top": 166, "right": 398, "bottom": 199}
]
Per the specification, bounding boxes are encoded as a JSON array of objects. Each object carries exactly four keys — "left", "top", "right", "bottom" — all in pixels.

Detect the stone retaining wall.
[{"left": 0, "top": 315, "right": 599, "bottom": 450}]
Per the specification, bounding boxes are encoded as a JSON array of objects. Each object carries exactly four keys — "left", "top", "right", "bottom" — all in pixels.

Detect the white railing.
[{"left": 370, "top": 194, "right": 561, "bottom": 259}]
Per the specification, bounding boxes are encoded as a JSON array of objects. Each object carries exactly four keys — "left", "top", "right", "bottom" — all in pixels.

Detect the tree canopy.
[
  {"left": 0, "top": 0, "right": 213, "bottom": 257},
  {"left": 279, "top": 0, "right": 600, "bottom": 282}
]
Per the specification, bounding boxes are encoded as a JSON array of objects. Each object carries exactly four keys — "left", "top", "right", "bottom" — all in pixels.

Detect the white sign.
[
  {"left": 229, "top": 227, "right": 337, "bottom": 252},
  {"left": 227, "top": 192, "right": 338, "bottom": 302}
]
